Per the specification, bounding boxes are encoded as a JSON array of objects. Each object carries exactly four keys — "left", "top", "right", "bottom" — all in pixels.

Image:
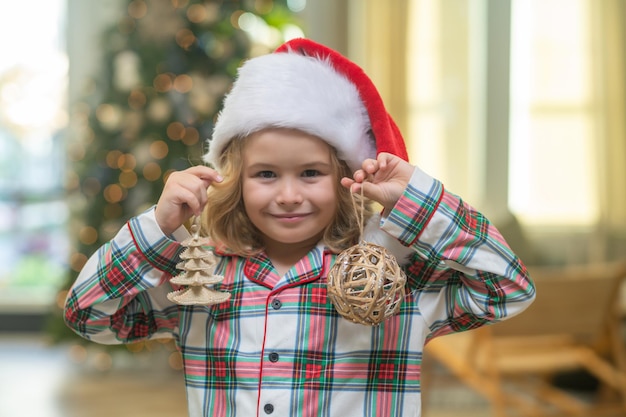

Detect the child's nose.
[{"left": 277, "top": 179, "right": 303, "bottom": 205}]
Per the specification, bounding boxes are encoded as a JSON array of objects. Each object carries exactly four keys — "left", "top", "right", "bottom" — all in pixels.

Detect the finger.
[
  {"left": 341, "top": 176, "right": 367, "bottom": 195},
  {"left": 175, "top": 187, "right": 206, "bottom": 215},
  {"left": 167, "top": 172, "right": 211, "bottom": 203},
  {"left": 377, "top": 152, "right": 392, "bottom": 167},
  {"left": 184, "top": 166, "right": 223, "bottom": 187},
  {"left": 187, "top": 180, "right": 212, "bottom": 212},
  {"left": 163, "top": 176, "right": 208, "bottom": 209},
  {"left": 352, "top": 169, "right": 369, "bottom": 183},
  {"left": 356, "top": 180, "right": 373, "bottom": 199},
  {"left": 353, "top": 171, "right": 364, "bottom": 183},
  {"left": 340, "top": 177, "right": 355, "bottom": 189},
  {"left": 348, "top": 182, "right": 362, "bottom": 194},
  {"left": 360, "top": 159, "right": 378, "bottom": 176}
]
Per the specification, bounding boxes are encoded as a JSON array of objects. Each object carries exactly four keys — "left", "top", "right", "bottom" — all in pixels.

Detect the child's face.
[{"left": 241, "top": 128, "right": 338, "bottom": 251}]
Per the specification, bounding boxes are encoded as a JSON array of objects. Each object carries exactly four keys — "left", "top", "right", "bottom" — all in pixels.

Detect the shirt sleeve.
[
  {"left": 64, "top": 207, "right": 189, "bottom": 345},
  {"left": 380, "top": 167, "right": 536, "bottom": 340}
]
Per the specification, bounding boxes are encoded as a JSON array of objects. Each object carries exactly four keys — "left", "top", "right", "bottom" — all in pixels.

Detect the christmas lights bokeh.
[{"left": 48, "top": 0, "right": 304, "bottom": 369}]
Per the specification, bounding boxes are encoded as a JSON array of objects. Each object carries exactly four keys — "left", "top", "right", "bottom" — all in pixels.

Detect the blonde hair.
[{"left": 202, "top": 135, "right": 373, "bottom": 256}]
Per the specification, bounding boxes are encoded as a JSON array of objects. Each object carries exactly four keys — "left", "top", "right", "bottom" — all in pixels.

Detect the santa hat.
[{"left": 203, "top": 38, "right": 409, "bottom": 171}]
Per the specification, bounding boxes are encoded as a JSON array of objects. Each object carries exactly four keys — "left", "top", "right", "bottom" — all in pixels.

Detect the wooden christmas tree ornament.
[
  {"left": 327, "top": 188, "right": 407, "bottom": 326},
  {"left": 167, "top": 217, "right": 231, "bottom": 305}
]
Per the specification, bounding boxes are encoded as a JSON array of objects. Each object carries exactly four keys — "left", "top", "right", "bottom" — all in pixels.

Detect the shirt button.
[
  {"left": 271, "top": 299, "right": 282, "bottom": 310},
  {"left": 268, "top": 352, "right": 279, "bottom": 362},
  {"left": 264, "top": 403, "right": 274, "bottom": 414}
]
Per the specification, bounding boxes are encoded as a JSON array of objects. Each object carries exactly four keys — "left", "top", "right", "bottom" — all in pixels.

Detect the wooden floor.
[
  {"left": 0, "top": 334, "right": 188, "bottom": 417},
  {"left": 0, "top": 333, "right": 617, "bottom": 417},
  {"left": 0, "top": 333, "right": 491, "bottom": 417}
]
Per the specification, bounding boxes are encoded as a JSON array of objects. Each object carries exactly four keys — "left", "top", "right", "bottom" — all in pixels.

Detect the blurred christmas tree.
[{"left": 48, "top": 0, "right": 303, "bottom": 348}]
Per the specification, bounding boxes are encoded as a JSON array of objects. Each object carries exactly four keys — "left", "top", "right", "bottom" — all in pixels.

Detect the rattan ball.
[{"left": 327, "top": 241, "right": 407, "bottom": 326}]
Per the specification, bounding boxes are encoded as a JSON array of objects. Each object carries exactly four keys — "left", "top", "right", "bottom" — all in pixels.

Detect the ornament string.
[{"left": 351, "top": 182, "right": 366, "bottom": 242}]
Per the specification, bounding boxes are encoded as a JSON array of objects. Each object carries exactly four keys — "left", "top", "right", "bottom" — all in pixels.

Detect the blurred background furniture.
[{"left": 424, "top": 261, "right": 626, "bottom": 416}]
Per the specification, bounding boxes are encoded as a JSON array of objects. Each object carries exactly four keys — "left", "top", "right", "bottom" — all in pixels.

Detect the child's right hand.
[{"left": 154, "top": 166, "right": 223, "bottom": 236}]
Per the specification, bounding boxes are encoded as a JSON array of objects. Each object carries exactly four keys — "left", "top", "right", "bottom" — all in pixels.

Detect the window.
[
  {"left": 407, "top": 0, "right": 598, "bottom": 227},
  {"left": 509, "top": 0, "right": 597, "bottom": 226},
  {"left": 0, "top": 0, "right": 68, "bottom": 311}
]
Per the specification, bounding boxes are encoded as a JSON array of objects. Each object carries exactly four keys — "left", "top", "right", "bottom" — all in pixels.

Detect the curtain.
[
  {"left": 347, "top": 0, "right": 410, "bottom": 150},
  {"left": 591, "top": 0, "right": 626, "bottom": 247}
]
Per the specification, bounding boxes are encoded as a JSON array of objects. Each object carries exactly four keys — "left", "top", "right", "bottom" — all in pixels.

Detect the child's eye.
[
  {"left": 256, "top": 170, "right": 276, "bottom": 178},
  {"left": 302, "top": 169, "right": 320, "bottom": 178}
]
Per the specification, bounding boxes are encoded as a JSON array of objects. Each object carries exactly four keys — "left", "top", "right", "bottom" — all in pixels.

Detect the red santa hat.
[{"left": 203, "top": 38, "right": 409, "bottom": 171}]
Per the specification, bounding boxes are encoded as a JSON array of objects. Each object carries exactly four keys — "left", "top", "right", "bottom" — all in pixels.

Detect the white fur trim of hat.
[{"left": 203, "top": 53, "right": 374, "bottom": 172}]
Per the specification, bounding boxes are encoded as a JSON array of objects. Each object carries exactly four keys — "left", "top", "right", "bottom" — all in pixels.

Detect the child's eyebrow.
[
  {"left": 246, "top": 161, "right": 332, "bottom": 169},
  {"left": 301, "top": 161, "right": 332, "bottom": 169},
  {"left": 244, "top": 162, "right": 278, "bottom": 172}
]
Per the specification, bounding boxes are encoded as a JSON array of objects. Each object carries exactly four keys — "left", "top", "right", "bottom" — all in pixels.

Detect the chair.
[{"left": 423, "top": 261, "right": 626, "bottom": 416}]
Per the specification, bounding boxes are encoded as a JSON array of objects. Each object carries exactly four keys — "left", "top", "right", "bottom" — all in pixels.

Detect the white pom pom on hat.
[{"left": 203, "top": 38, "right": 409, "bottom": 172}]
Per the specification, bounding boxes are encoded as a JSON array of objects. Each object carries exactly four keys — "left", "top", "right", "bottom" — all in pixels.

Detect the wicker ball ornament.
[{"left": 327, "top": 240, "right": 407, "bottom": 326}]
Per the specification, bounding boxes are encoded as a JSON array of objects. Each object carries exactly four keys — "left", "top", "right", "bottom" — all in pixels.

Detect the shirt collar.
[{"left": 243, "top": 243, "right": 333, "bottom": 290}]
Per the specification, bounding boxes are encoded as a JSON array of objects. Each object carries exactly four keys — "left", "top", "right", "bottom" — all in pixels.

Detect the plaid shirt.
[{"left": 65, "top": 168, "right": 535, "bottom": 417}]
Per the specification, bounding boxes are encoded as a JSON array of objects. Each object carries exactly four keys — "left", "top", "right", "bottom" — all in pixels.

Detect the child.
[{"left": 65, "top": 38, "right": 535, "bottom": 417}]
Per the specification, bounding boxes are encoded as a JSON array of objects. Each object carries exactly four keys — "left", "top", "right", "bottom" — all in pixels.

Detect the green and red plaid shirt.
[{"left": 65, "top": 168, "right": 535, "bottom": 417}]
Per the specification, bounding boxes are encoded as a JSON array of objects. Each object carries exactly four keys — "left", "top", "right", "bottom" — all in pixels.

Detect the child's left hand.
[{"left": 341, "top": 152, "right": 415, "bottom": 213}]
